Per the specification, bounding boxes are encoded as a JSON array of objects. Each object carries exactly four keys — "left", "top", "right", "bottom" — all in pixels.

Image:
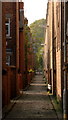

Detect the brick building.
[
  {"left": 24, "top": 18, "right": 34, "bottom": 86},
  {"left": 44, "top": 0, "right": 68, "bottom": 112},
  {"left": 2, "top": 2, "right": 25, "bottom": 107},
  {"left": 2, "top": 2, "right": 35, "bottom": 108},
  {"left": 44, "top": 1, "right": 55, "bottom": 95}
]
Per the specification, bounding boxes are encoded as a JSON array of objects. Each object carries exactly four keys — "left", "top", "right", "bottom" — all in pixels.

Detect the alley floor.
[{"left": 3, "top": 75, "right": 62, "bottom": 119}]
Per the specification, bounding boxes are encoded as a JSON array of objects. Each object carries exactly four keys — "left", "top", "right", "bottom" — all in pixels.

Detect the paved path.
[{"left": 4, "top": 75, "right": 59, "bottom": 119}]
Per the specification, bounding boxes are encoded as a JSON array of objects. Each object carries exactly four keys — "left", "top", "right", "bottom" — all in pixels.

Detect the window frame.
[
  {"left": 6, "top": 55, "right": 11, "bottom": 66},
  {"left": 5, "top": 18, "right": 10, "bottom": 37}
]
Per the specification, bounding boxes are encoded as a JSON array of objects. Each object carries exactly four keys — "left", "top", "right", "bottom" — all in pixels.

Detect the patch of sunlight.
[
  {"left": 23, "top": 91, "right": 48, "bottom": 95},
  {"left": 32, "top": 81, "right": 45, "bottom": 82},
  {"left": 30, "top": 83, "right": 47, "bottom": 86},
  {"left": 47, "top": 91, "right": 52, "bottom": 95},
  {"left": 11, "top": 100, "right": 46, "bottom": 103},
  {"left": 42, "top": 92, "right": 48, "bottom": 95}
]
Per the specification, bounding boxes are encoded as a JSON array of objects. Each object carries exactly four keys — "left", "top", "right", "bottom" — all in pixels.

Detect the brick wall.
[
  {"left": 56, "top": 50, "right": 62, "bottom": 99},
  {"left": 2, "top": 3, "right": 6, "bottom": 68},
  {"left": 55, "top": 2, "right": 62, "bottom": 100},
  {"left": 2, "top": 2, "right": 25, "bottom": 107},
  {"left": 16, "top": 2, "right": 20, "bottom": 95},
  {"left": 44, "top": 1, "right": 68, "bottom": 108},
  {"left": 61, "top": 2, "right": 64, "bottom": 99},
  {"left": 0, "top": 2, "right": 2, "bottom": 118},
  {"left": 3, "top": 2, "right": 16, "bottom": 66},
  {"left": 19, "top": 2, "right": 26, "bottom": 89},
  {"left": 44, "top": 1, "right": 64, "bottom": 101},
  {"left": 2, "top": 2, "right": 7, "bottom": 107},
  {"left": 2, "top": 2, "right": 17, "bottom": 107}
]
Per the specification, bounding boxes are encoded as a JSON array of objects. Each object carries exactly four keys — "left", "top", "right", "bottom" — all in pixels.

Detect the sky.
[{"left": 23, "top": 0, "right": 48, "bottom": 25}]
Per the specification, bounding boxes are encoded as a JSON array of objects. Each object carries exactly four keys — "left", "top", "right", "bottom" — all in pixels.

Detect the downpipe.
[{"left": 63, "top": 1, "right": 68, "bottom": 119}]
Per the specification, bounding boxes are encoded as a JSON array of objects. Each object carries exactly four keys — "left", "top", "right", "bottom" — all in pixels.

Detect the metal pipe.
[
  {"left": 0, "top": 1, "right": 2, "bottom": 119},
  {"left": 63, "top": 1, "right": 67, "bottom": 119}
]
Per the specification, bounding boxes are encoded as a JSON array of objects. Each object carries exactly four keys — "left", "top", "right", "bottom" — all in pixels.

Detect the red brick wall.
[
  {"left": 19, "top": 2, "right": 25, "bottom": 89},
  {"left": 2, "top": 66, "right": 16, "bottom": 107},
  {"left": 16, "top": 2, "right": 20, "bottom": 95},
  {"left": 2, "top": 2, "right": 25, "bottom": 103},
  {"left": 2, "top": 2, "right": 17, "bottom": 107},
  {"left": 0, "top": 2, "right": 2, "bottom": 116},
  {"left": 2, "top": 2, "right": 8, "bottom": 107},
  {"left": 2, "top": 3, "right": 6, "bottom": 68},
  {"left": 5, "top": 2, "right": 16, "bottom": 66}
]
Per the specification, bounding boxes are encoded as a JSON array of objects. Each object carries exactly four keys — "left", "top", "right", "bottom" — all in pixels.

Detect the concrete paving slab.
[{"left": 2, "top": 75, "right": 62, "bottom": 119}]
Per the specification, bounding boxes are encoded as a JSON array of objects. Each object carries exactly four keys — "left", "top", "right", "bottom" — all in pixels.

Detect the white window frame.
[{"left": 5, "top": 18, "right": 10, "bottom": 37}]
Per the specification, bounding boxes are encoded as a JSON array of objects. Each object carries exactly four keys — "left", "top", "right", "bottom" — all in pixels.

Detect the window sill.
[{"left": 6, "top": 36, "right": 12, "bottom": 39}]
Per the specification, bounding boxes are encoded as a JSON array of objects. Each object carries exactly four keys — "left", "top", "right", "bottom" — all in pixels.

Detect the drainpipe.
[
  {"left": 19, "top": 2, "right": 24, "bottom": 88},
  {"left": 0, "top": 2, "right": 2, "bottom": 119},
  {"left": 63, "top": 1, "right": 68, "bottom": 119}
]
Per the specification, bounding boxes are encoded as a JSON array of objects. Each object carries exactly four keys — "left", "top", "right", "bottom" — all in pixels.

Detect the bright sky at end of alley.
[{"left": 23, "top": 0, "right": 48, "bottom": 25}]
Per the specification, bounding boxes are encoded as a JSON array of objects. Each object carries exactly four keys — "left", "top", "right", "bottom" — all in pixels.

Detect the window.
[
  {"left": 6, "top": 55, "right": 11, "bottom": 66},
  {"left": 6, "top": 49, "right": 12, "bottom": 66},
  {"left": 5, "top": 18, "right": 10, "bottom": 37}
]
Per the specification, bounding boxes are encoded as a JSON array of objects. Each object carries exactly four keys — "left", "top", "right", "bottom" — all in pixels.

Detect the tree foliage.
[{"left": 29, "top": 19, "right": 46, "bottom": 70}]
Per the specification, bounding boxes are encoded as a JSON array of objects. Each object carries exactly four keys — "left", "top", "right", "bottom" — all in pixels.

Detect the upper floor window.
[{"left": 5, "top": 18, "right": 10, "bottom": 37}]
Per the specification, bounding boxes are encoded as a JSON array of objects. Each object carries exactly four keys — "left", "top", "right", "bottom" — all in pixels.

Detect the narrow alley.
[
  {"left": 3, "top": 75, "right": 61, "bottom": 119},
  {"left": 1, "top": 1, "right": 68, "bottom": 120}
]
